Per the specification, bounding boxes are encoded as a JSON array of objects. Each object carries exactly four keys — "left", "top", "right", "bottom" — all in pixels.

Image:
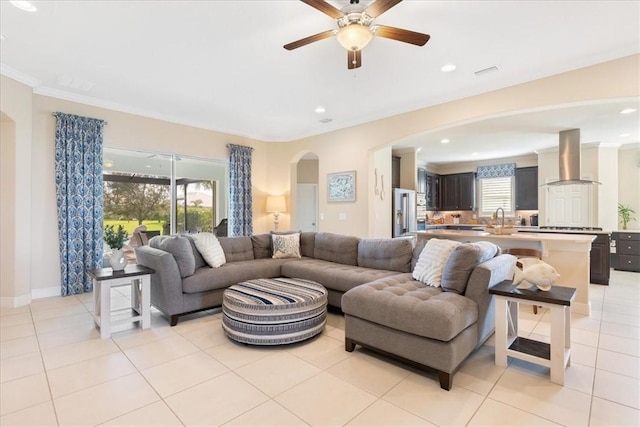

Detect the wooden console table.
[{"left": 489, "top": 280, "right": 576, "bottom": 385}]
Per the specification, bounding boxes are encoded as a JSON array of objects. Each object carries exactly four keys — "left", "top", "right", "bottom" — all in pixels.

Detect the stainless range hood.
[{"left": 545, "top": 129, "right": 601, "bottom": 186}]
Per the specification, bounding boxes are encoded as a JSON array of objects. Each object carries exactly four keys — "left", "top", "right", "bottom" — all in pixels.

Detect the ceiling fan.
[{"left": 283, "top": 0, "right": 430, "bottom": 69}]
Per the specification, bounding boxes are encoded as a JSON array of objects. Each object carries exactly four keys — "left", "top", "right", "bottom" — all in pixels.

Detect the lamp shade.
[
  {"left": 336, "top": 24, "right": 373, "bottom": 51},
  {"left": 266, "top": 195, "right": 286, "bottom": 213}
]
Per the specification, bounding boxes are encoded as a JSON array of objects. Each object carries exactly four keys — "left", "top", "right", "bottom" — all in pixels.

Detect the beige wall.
[
  {"left": 0, "top": 77, "right": 33, "bottom": 306},
  {"left": 296, "top": 159, "right": 319, "bottom": 184},
  {"left": 1, "top": 53, "right": 638, "bottom": 305},
  {"left": 618, "top": 144, "right": 640, "bottom": 230}
]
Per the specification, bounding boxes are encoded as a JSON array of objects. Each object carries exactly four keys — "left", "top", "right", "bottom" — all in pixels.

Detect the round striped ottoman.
[{"left": 222, "top": 278, "right": 328, "bottom": 345}]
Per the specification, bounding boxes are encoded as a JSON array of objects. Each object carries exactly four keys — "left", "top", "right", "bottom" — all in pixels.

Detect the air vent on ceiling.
[
  {"left": 319, "top": 118, "right": 333, "bottom": 124},
  {"left": 474, "top": 66, "right": 499, "bottom": 76}
]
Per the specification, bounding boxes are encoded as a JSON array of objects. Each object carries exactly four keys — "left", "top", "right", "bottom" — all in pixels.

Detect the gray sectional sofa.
[
  {"left": 135, "top": 231, "right": 516, "bottom": 390},
  {"left": 135, "top": 232, "right": 413, "bottom": 325}
]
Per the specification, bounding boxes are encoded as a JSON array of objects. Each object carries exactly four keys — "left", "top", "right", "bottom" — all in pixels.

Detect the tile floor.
[{"left": 1, "top": 270, "right": 638, "bottom": 426}]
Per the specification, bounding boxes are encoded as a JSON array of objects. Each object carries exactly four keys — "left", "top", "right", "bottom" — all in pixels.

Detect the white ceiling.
[{"left": 1, "top": 0, "right": 639, "bottom": 163}]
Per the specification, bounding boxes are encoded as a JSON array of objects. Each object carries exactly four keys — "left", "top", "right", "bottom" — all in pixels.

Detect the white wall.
[{"left": 598, "top": 145, "right": 620, "bottom": 231}]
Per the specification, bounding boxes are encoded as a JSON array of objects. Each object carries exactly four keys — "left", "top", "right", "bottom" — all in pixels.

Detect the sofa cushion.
[
  {"left": 358, "top": 238, "right": 413, "bottom": 272},
  {"left": 300, "top": 232, "right": 315, "bottom": 258},
  {"left": 218, "top": 236, "right": 254, "bottom": 263},
  {"left": 182, "top": 258, "right": 294, "bottom": 294},
  {"left": 181, "top": 233, "right": 207, "bottom": 269},
  {"left": 313, "top": 232, "right": 359, "bottom": 266},
  {"left": 193, "top": 232, "right": 226, "bottom": 268},
  {"left": 281, "top": 258, "right": 400, "bottom": 293},
  {"left": 341, "top": 274, "right": 478, "bottom": 342},
  {"left": 413, "top": 238, "right": 461, "bottom": 287},
  {"left": 149, "top": 235, "right": 196, "bottom": 278},
  {"left": 441, "top": 242, "right": 500, "bottom": 294},
  {"left": 251, "top": 234, "right": 272, "bottom": 259}
]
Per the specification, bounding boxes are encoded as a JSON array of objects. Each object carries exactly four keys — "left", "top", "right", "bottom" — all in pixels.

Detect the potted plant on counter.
[
  {"left": 618, "top": 204, "right": 636, "bottom": 230},
  {"left": 104, "top": 224, "right": 128, "bottom": 270}
]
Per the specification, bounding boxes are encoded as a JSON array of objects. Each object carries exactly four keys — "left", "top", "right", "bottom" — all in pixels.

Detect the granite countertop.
[{"left": 417, "top": 229, "right": 597, "bottom": 242}]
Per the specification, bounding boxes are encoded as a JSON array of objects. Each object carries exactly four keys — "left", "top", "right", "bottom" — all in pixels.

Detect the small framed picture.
[{"left": 327, "top": 171, "right": 356, "bottom": 202}]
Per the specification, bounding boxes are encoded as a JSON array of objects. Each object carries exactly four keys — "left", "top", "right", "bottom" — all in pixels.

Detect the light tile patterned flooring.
[{"left": 1, "top": 270, "right": 639, "bottom": 426}]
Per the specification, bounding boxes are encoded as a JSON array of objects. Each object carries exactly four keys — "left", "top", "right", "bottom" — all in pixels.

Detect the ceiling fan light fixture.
[{"left": 336, "top": 24, "right": 372, "bottom": 51}]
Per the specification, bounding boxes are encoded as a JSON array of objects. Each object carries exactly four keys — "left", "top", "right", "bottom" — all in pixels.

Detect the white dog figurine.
[{"left": 513, "top": 259, "right": 560, "bottom": 291}]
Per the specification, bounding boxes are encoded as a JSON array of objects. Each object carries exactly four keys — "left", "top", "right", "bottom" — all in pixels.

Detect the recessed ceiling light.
[
  {"left": 441, "top": 64, "right": 456, "bottom": 73},
  {"left": 145, "top": 164, "right": 152, "bottom": 168},
  {"left": 10, "top": 1, "right": 37, "bottom": 12},
  {"left": 619, "top": 133, "right": 630, "bottom": 137},
  {"left": 472, "top": 152, "right": 479, "bottom": 156},
  {"left": 0, "top": 33, "right": 7, "bottom": 41},
  {"left": 620, "top": 108, "right": 637, "bottom": 114},
  {"left": 416, "top": 147, "right": 422, "bottom": 153},
  {"left": 314, "top": 106, "right": 326, "bottom": 114},
  {"left": 104, "top": 160, "right": 114, "bottom": 168},
  {"left": 440, "top": 139, "right": 450, "bottom": 144}
]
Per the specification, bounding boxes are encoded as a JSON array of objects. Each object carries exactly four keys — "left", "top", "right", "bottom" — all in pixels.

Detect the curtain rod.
[{"left": 51, "top": 113, "right": 108, "bottom": 125}]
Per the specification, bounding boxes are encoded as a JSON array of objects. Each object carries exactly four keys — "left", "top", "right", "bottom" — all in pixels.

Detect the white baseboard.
[
  {"left": 0, "top": 293, "right": 32, "bottom": 308},
  {"left": 32, "top": 286, "right": 61, "bottom": 300}
]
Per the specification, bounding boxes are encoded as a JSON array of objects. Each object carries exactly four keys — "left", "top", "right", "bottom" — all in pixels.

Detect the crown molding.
[{"left": 0, "top": 63, "right": 41, "bottom": 87}]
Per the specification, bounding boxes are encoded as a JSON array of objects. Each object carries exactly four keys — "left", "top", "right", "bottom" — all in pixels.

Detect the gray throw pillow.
[
  {"left": 441, "top": 241, "right": 500, "bottom": 294},
  {"left": 156, "top": 235, "right": 196, "bottom": 278},
  {"left": 181, "top": 233, "right": 207, "bottom": 269}
]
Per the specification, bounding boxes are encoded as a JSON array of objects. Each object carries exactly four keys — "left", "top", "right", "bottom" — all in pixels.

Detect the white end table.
[
  {"left": 88, "top": 265, "right": 155, "bottom": 339},
  {"left": 489, "top": 280, "right": 576, "bottom": 385}
]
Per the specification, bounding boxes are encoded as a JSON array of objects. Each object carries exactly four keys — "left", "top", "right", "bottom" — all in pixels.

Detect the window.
[
  {"left": 478, "top": 176, "right": 514, "bottom": 217},
  {"left": 476, "top": 163, "right": 516, "bottom": 217},
  {"left": 103, "top": 148, "right": 227, "bottom": 237}
]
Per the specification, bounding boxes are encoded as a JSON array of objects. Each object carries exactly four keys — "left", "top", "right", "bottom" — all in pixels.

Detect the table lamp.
[{"left": 266, "top": 195, "right": 286, "bottom": 231}]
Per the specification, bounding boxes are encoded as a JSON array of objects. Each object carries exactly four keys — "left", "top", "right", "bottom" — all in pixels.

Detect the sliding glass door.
[{"left": 103, "top": 148, "right": 227, "bottom": 236}]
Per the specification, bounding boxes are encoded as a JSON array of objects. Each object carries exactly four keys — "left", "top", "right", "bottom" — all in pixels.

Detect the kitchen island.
[{"left": 415, "top": 230, "right": 596, "bottom": 315}]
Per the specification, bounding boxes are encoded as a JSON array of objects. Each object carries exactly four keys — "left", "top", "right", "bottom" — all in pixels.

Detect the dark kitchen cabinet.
[
  {"left": 612, "top": 232, "right": 640, "bottom": 272},
  {"left": 440, "top": 172, "right": 476, "bottom": 211},
  {"left": 590, "top": 234, "right": 611, "bottom": 285},
  {"left": 392, "top": 156, "right": 401, "bottom": 189},
  {"left": 426, "top": 172, "right": 440, "bottom": 210},
  {"left": 515, "top": 167, "right": 538, "bottom": 210}
]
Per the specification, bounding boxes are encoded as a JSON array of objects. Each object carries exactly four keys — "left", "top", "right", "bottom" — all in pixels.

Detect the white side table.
[
  {"left": 489, "top": 280, "right": 576, "bottom": 385},
  {"left": 88, "top": 265, "right": 155, "bottom": 339}
]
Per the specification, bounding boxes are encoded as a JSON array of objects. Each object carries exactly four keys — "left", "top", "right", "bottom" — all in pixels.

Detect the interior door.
[
  {"left": 545, "top": 181, "right": 590, "bottom": 226},
  {"left": 296, "top": 184, "right": 318, "bottom": 232}
]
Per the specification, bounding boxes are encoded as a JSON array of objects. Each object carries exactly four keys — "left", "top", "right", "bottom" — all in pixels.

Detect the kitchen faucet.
[{"left": 495, "top": 207, "right": 505, "bottom": 228}]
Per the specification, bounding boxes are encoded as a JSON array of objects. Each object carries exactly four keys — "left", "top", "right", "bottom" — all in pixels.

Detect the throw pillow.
[
  {"left": 271, "top": 232, "right": 301, "bottom": 259},
  {"left": 192, "top": 232, "right": 226, "bottom": 268},
  {"left": 441, "top": 241, "right": 500, "bottom": 294},
  {"left": 156, "top": 236, "right": 196, "bottom": 278},
  {"left": 181, "top": 233, "right": 207, "bottom": 270},
  {"left": 412, "top": 238, "right": 461, "bottom": 287}
]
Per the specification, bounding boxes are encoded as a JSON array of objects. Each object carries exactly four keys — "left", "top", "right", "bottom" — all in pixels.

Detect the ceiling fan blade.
[
  {"left": 300, "top": 0, "right": 344, "bottom": 19},
  {"left": 375, "top": 25, "right": 430, "bottom": 46},
  {"left": 347, "top": 50, "right": 362, "bottom": 69},
  {"left": 365, "top": 0, "right": 402, "bottom": 18},
  {"left": 284, "top": 30, "right": 335, "bottom": 50}
]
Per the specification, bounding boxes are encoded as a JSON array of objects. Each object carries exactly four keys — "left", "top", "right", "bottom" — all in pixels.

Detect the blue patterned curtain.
[
  {"left": 477, "top": 163, "right": 516, "bottom": 179},
  {"left": 228, "top": 144, "right": 253, "bottom": 236},
  {"left": 54, "top": 113, "right": 105, "bottom": 295}
]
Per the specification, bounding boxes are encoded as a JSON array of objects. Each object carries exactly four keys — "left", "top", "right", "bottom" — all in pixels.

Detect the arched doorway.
[{"left": 293, "top": 152, "right": 319, "bottom": 231}]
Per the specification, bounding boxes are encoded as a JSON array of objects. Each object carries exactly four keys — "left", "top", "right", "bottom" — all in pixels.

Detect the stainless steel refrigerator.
[{"left": 392, "top": 188, "right": 417, "bottom": 237}]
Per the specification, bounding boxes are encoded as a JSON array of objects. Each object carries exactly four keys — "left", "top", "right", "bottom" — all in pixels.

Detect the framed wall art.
[{"left": 327, "top": 170, "right": 356, "bottom": 202}]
